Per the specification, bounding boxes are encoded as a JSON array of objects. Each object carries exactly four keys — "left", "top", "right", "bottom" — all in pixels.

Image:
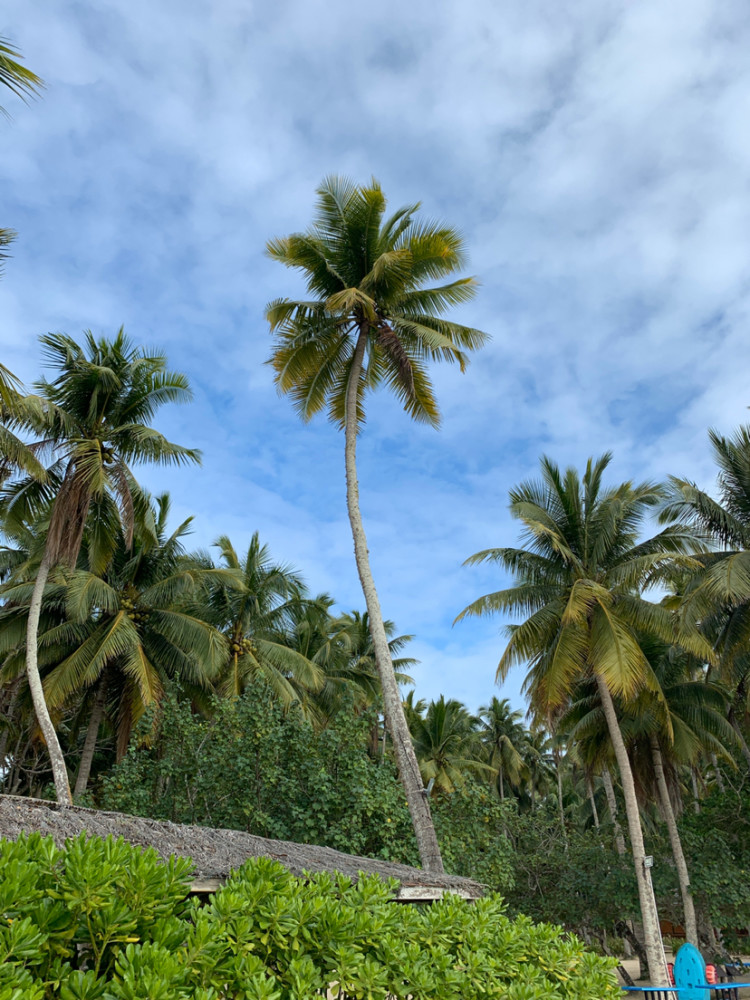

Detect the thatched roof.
[{"left": 0, "top": 795, "right": 483, "bottom": 901}]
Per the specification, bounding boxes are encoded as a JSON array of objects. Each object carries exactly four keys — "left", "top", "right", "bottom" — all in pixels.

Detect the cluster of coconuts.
[
  {"left": 120, "top": 594, "right": 150, "bottom": 625},
  {"left": 230, "top": 636, "right": 257, "bottom": 657}
]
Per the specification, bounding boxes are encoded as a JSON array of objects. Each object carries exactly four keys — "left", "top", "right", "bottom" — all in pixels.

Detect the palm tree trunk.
[
  {"left": 602, "top": 766, "right": 633, "bottom": 961},
  {"left": 25, "top": 551, "right": 72, "bottom": 805},
  {"left": 498, "top": 765, "right": 505, "bottom": 801},
  {"left": 554, "top": 746, "right": 568, "bottom": 848},
  {"left": 690, "top": 768, "right": 701, "bottom": 814},
  {"left": 601, "top": 765, "right": 627, "bottom": 855},
  {"left": 728, "top": 708, "right": 750, "bottom": 777},
  {"left": 650, "top": 735, "right": 698, "bottom": 947},
  {"left": 0, "top": 678, "right": 20, "bottom": 772},
  {"left": 73, "top": 676, "right": 108, "bottom": 800},
  {"left": 595, "top": 676, "right": 668, "bottom": 985},
  {"left": 344, "top": 327, "right": 443, "bottom": 873},
  {"left": 710, "top": 753, "right": 726, "bottom": 794},
  {"left": 587, "top": 775, "right": 600, "bottom": 829}
]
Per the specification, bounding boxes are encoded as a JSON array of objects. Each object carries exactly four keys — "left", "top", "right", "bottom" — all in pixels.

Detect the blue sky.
[{"left": 2, "top": 0, "right": 750, "bottom": 714}]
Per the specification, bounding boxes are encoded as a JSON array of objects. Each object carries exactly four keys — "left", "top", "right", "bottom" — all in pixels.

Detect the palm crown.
[
  {"left": 457, "top": 454, "right": 710, "bottom": 714},
  {"left": 16, "top": 329, "right": 199, "bottom": 571},
  {"left": 266, "top": 176, "right": 488, "bottom": 427}
]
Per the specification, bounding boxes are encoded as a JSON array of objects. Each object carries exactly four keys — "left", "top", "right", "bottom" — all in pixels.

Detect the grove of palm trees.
[
  {"left": 2, "top": 18, "right": 750, "bottom": 999},
  {"left": 3, "top": 316, "right": 750, "bottom": 984}
]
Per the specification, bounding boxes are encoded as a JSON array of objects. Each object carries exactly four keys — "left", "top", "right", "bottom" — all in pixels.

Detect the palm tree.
[
  {"left": 478, "top": 697, "right": 530, "bottom": 801},
  {"left": 0, "top": 365, "right": 46, "bottom": 485},
  {"left": 1, "top": 37, "right": 42, "bottom": 273},
  {"left": 625, "top": 640, "right": 736, "bottom": 948},
  {"left": 0, "top": 229, "right": 15, "bottom": 276},
  {"left": 10, "top": 330, "right": 199, "bottom": 804},
  {"left": 43, "top": 493, "right": 227, "bottom": 793},
  {"left": 202, "top": 533, "right": 324, "bottom": 708},
  {"left": 563, "top": 640, "right": 736, "bottom": 950},
  {"left": 520, "top": 726, "right": 555, "bottom": 813},
  {"left": 559, "top": 687, "right": 627, "bottom": 851},
  {"left": 408, "top": 696, "right": 492, "bottom": 797},
  {"left": 0, "top": 37, "right": 42, "bottom": 113},
  {"left": 314, "top": 610, "right": 416, "bottom": 727},
  {"left": 402, "top": 689, "right": 427, "bottom": 729},
  {"left": 266, "top": 176, "right": 488, "bottom": 872},
  {"left": 662, "top": 426, "right": 750, "bottom": 772},
  {"left": 456, "top": 453, "right": 711, "bottom": 983}
]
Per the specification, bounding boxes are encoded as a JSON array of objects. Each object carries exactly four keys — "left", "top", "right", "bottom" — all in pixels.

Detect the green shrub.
[{"left": 0, "top": 833, "right": 618, "bottom": 999}]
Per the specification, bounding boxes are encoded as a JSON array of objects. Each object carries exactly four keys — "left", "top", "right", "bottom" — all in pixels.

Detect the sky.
[{"left": 2, "top": 0, "right": 749, "bottom": 715}]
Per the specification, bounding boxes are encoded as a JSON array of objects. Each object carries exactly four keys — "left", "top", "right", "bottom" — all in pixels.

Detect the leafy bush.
[
  {"left": 99, "top": 684, "right": 515, "bottom": 893},
  {"left": 100, "top": 686, "right": 419, "bottom": 863},
  {"left": 0, "top": 833, "right": 618, "bottom": 999}
]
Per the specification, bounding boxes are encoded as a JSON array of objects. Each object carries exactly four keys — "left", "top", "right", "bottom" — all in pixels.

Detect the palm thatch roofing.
[{"left": 0, "top": 795, "right": 483, "bottom": 900}]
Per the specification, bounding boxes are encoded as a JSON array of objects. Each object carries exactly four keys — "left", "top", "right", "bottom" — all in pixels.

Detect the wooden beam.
[
  {"left": 394, "top": 886, "right": 478, "bottom": 902},
  {"left": 190, "top": 878, "right": 223, "bottom": 893},
  {"left": 190, "top": 878, "right": 478, "bottom": 901}
]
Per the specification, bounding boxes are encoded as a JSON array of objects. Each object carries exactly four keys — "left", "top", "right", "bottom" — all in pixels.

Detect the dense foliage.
[
  {"left": 4, "top": 324, "right": 750, "bottom": 973},
  {"left": 98, "top": 683, "right": 516, "bottom": 892},
  {"left": 1, "top": 834, "right": 618, "bottom": 1000}
]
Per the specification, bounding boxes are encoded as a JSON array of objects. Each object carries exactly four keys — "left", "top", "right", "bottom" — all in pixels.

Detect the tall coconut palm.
[
  {"left": 624, "top": 640, "right": 736, "bottom": 948},
  {"left": 50, "top": 493, "right": 226, "bottom": 790},
  {"left": 0, "top": 494, "right": 224, "bottom": 797},
  {"left": 0, "top": 37, "right": 42, "bottom": 113},
  {"left": 266, "top": 176, "right": 488, "bottom": 872},
  {"left": 11, "top": 330, "right": 199, "bottom": 803},
  {"left": 478, "top": 696, "right": 530, "bottom": 801},
  {"left": 0, "top": 365, "right": 47, "bottom": 485},
  {"left": 313, "top": 610, "right": 416, "bottom": 725},
  {"left": 456, "top": 453, "right": 711, "bottom": 983},
  {"left": 1, "top": 37, "right": 42, "bottom": 273},
  {"left": 662, "top": 426, "right": 750, "bottom": 772},
  {"left": 201, "top": 533, "right": 324, "bottom": 708},
  {"left": 408, "top": 696, "right": 492, "bottom": 797},
  {"left": 564, "top": 638, "right": 736, "bottom": 950}
]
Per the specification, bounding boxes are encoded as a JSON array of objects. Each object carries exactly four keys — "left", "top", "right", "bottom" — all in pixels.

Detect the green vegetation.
[
  {"left": 0, "top": 35, "right": 42, "bottom": 274},
  {"left": 3, "top": 330, "right": 750, "bottom": 975},
  {"left": 1, "top": 833, "right": 618, "bottom": 1000}
]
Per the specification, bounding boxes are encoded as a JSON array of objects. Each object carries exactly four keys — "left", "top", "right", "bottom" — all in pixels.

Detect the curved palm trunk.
[
  {"left": 710, "top": 752, "right": 726, "bottom": 794},
  {"left": 649, "top": 735, "right": 698, "bottom": 947},
  {"left": 73, "top": 676, "right": 108, "bottom": 800},
  {"left": 345, "top": 329, "right": 444, "bottom": 873},
  {"left": 690, "top": 768, "right": 701, "bottom": 815},
  {"left": 25, "top": 552, "right": 72, "bottom": 805},
  {"left": 554, "top": 747, "right": 568, "bottom": 848},
  {"left": 728, "top": 708, "right": 750, "bottom": 777},
  {"left": 601, "top": 765, "right": 627, "bottom": 855},
  {"left": 596, "top": 676, "right": 668, "bottom": 986},
  {"left": 587, "top": 775, "right": 600, "bottom": 829}
]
